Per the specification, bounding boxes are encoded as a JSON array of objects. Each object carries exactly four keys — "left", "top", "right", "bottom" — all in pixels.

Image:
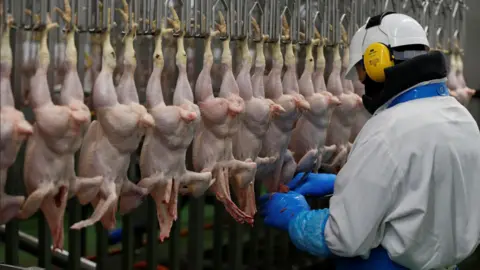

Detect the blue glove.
[
  {"left": 259, "top": 191, "right": 311, "bottom": 231},
  {"left": 287, "top": 172, "right": 336, "bottom": 197}
]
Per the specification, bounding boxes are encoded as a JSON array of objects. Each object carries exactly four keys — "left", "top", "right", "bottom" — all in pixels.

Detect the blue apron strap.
[
  {"left": 334, "top": 247, "right": 408, "bottom": 270},
  {"left": 387, "top": 82, "right": 449, "bottom": 109}
]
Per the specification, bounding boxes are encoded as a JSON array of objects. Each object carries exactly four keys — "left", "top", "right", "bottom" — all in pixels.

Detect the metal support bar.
[{"left": 0, "top": 225, "right": 97, "bottom": 270}]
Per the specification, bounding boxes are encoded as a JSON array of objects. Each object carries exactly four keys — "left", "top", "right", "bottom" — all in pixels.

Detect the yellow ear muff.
[{"left": 363, "top": 43, "right": 395, "bottom": 83}]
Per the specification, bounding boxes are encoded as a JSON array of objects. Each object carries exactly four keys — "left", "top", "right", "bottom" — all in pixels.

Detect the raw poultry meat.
[
  {"left": 447, "top": 53, "right": 460, "bottom": 93},
  {"left": 250, "top": 22, "right": 269, "bottom": 100},
  {"left": 20, "top": 12, "right": 40, "bottom": 106},
  {"left": 0, "top": 13, "right": 33, "bottom": 225},
  {"left": 258, "top": 17, "right": 310, "bottom": 192},
  {"left": 168, "top": 8, "right": 219, "bottom": 225},
  {"left": 193, "top": 12, "right": 256, "bottom": 224},
  {"left": 18, "top": 10, "right": 93, "bottom": 249},
  {"left": 160, "top": 31, "right": 178, "bottom": 104},
  {"left": 231, "top": 19, "right": 284, "bottom": 217},
  {"left": 447, "top": 49, "right": 475, "bottom": 106},
  {"left": 289, "top": 34, "right": 340, "bottom": 174},
  {"left": 313, "top": 37, "right": 327, "bottom": 94},
  {"left": 55, "top": 0, "right": 103, "bottom": 197},
  {"left": 322, "top": 36, "right": 362, "bottom": 172},
  {"left": 71, "top": 5, "right": 153, "bottom": 230},
  {"left": 139, "top": 14, "right": 212, "bottom": 240},
  {"left": 349, "top": 77, "right": 370, "bottom": 142},
  {"left": 84, "top": 34, "right": 103, "bottom": 101}
]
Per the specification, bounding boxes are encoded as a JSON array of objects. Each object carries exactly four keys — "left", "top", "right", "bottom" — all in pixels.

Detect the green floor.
[{"left": 0, "top": 203, "right": 217, "bottom": 267}]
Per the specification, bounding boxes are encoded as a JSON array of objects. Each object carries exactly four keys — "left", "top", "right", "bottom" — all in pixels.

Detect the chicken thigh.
[
  {"left": 139, "top": 14, "right": 212, "bottom": 240},
  {"left": 193, "top": 13, "right": 256, "bottom": 224},
  {"left": 19, "top": 13, "right": 92, "bottom": 249},
  {"left": 71, "top": 6, "right": 152, "bottom": 230},
  {"left": 232, "top": 23, "right": 284, "bottom": 216},
  {"left": 289, "top": 36, "right": 340, "bottom": 174},
  {"left": 0, "top": 13, "right": 33, "bottom": 225}
]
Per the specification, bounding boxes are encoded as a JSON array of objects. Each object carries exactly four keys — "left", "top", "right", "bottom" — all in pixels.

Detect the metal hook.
[
  {"left": 163, "top": 0, "right": 171, "bottom": 32},
  {"left": 279, "top": 3, "right": 291, "bottom": 43},
  {"left": 311, "top": 10, "right": 320, "bottom": 38},
  {"left": 305, "top": 0, "right": 312, "bottom": 43},
  {"left": 212, "top": 0, "right": 228, "bottom": 38},
  {"left": 248, "top": 1, "right": 263, "bottom": 41},
  {"left": 233, "top": 0, "right": 246, "bottom": 39},
  {"left": 339, "top": 12, "right": 346, "bottom": 44},
  {"left": 383, "top": 0, "right": 390, "bottom": 11},
  {"left": 326, "top": 0, "right": 338, "bottom": 45},
  {"left": 421, "top": 0, "right": 430, "bottom": 37},
  {"left": 1, "top": 0, "right": 11, "bottom": 25},
  {"left": 435, "top": 27, "right": 442, "bottom": 48},
  {"left": 349, "top": 0, "right": 357, "bottom": 39}
]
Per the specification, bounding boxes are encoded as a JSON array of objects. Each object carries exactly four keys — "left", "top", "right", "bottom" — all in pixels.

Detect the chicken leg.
[
  {"left": 139, "top": 13, "right": 212, "bottom": 240},
  {"left": 0, "top": 11, "right": 32, "bottom": 224},
  {"left": 19, "top": 12, "right": 87, "bottom": 250},
  {"left": 71, "top": 6, "right": 152, "bottom": 230}
]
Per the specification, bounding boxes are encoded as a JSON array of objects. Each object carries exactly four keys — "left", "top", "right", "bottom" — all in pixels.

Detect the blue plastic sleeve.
[{"left": 288, "top": 208, "right": 332, "bottom": 258}]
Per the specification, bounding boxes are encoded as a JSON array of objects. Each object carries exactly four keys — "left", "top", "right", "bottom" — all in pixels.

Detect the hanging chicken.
[
  {"left": 193, "top": 11, "right": 257, "bottom": 224},
  {"left": 18, "top": 8, "right": 93, "bottom": 249},
  {"left": 0, "top": 11, "right": 33, "bottom": 225},
  {"left": 289, "top": 28, "right": 340, "bottom": 174},
  {"left": 139, "top": 8, "right": 213, "bottom": 241},
  {"left": 71, "top": 3, "right": 153, "bottom": 230},
  {"left": 322, "top": 24, "right": 362, "bottom": 173},
  {"left": 447, "top": 39, "right": 476, "bottom": 106},
  {"left": 231, "top": 18, "right": 285, "bottom": 217}
]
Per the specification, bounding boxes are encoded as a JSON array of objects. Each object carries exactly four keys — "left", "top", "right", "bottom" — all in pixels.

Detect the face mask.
[{"left": 361, "top": 75, "right": 385, "bottom": 115}]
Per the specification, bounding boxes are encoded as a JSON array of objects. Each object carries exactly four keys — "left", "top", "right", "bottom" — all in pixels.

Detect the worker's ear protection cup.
[{"left": 362, "top": 42, "right": 395, "bottom": 83}]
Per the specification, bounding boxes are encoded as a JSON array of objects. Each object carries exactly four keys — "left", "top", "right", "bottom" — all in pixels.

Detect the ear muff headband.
[
  {"left": 362, "top": 11, "right": 397, "bottom": 83},
  {"left": 363, "top": 42, "right": 395, "bottom": 83}
]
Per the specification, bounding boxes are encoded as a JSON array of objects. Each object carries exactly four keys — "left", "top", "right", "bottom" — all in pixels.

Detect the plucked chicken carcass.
[
  {"left": 322, "top": 31, "right": 362, "bottom": 172},
  {"left": 258, "top": 17, "right": 310, "bottom": 193},
  {"left": 55, "top": 0, "right": 103, "bottom": 197},
  {"left": 139, "top": 13, "right": 212, "bottom": 240},
  {"left": 454, "top": 54, "right": 475, "bottom": 98},
  {"left": 231, "top": 19, "right": 284, "bottom": 217},
  {"left": 20, "top": 12, "right": 40, "bottom": 106},
  {"left": 0, "top": 13, "right": 33, "bottom": 225},
  {"left": 18, "top": 12, "right": 93, "bottom": 249},
  {"left": 447, "top": 47, "right": 476, "bottom": 106},
  {"left": 71, "top": 6, "right": 153, "bottom": 230},
  {"left": 193, "top": 12, "right": 256, "bottom": 224},
  {"left": 289, "top": 32, "right": 340, "bottom": 174}
]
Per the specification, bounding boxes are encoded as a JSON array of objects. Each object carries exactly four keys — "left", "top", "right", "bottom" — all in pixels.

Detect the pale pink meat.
[
  {"left": 289, "top": 41, "right": 340, "bottom": 173},
  {"left": 18, "top": 11, "right": 96, "bottom": 249},
  {"left": 258, "top": 38, "right": 310, "bottom": 192},
  {"left": 70, "top": 12, "right": 152, "bottom": 230},
  {"left": 139, "top": 22, "right": 212, "bottom": 240},
  {"left": 232, "top": 34, "right": 284, "bottom": 217},
  {"left": 193, "top": 19, "right": 256, "bottom": 223},
  {"left": 448, "top": 53, "right": 476, "bottom": 106},
  {"left": 323, "top": 45, "right": 362, "bottom": 172},
  {"left": 0, "top": 14, "right": 33, "bottom": 225}
]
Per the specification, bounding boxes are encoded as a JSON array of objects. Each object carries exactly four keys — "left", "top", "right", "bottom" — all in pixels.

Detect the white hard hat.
[
  {"left": 345, "top": 26, "right": 367, "bottom": 80},
  {"left": 345, "top": 12, "right": 430, "bottom": 81}
]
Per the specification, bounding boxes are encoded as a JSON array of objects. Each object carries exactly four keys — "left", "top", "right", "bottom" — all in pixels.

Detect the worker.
[{"left": 260, "top": 12, "right": 480, "bottom": 270}]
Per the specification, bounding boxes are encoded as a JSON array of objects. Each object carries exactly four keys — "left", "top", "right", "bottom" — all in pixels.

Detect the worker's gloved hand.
[
  {"left": 286, "top": 172, "right": 336, "bottom": 197},
  {"left": 259, "top": 191, "right": 311, "bottom": 231}
]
